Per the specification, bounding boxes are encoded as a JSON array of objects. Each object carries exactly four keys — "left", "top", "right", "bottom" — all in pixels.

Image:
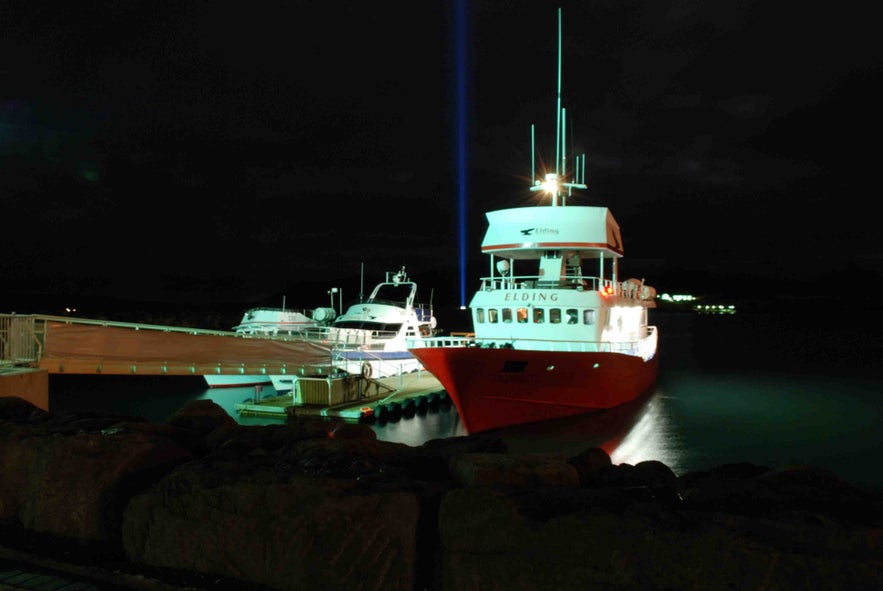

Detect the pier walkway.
[
  {"left": 0, "top": 313, "right": 333, "bottom": 378},
  {"left": 1, "top": 313, "right": 450, "bottom": 420}
]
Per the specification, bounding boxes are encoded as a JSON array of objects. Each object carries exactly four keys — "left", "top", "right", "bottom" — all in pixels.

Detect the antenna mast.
[
  {"left": 555, "top": 7, "right": 562, "bottom": 184},
  {"left": 529, "top": 7, "right": 586, "bottom": 205}
]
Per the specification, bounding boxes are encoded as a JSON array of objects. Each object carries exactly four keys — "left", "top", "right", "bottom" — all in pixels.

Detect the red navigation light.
[{"left": 601, "top": 285, "right": 615, "bottom": 297}]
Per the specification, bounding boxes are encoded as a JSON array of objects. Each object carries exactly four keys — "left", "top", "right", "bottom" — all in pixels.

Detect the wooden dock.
[
  {"left": 236, "top": 371, "right": 449, "bottom": 422},
  {"left": 1, "top": 313, "right": 453, "bottom": 420},
  {"left": 1, "top": 313, "right": 333, "bottom": 377}
]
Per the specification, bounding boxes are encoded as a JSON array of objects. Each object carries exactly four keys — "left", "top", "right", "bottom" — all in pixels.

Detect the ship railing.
[
  {"left": 406, "top": 335, "right": 474, "bottom": 349},
  {"left": 478, "top": 275, "right": 645, "bottom": 299},
  {"left": 408, "top": 327, "right": 657, "bottom": 360},
  {"left": 328, "top": 349, "right": 426, "bottom": 388},
  {"left": 478, "top": 275, "right": 596, "bottom": 291},
  {"left": 240, "top": 306, "right": 315, "bottom": 316},
  {"left": 295, "top": 326, "right": 399, "bottom": 349}
]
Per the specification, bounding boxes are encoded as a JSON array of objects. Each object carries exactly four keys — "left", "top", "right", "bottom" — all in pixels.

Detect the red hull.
[{"left": 410, "top": 347, "right": 658, "bottom": 434}]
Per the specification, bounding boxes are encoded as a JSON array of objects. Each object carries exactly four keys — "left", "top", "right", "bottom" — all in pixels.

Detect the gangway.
[{"left": 0, "top": 313, "right": 334, "bottom": 378}]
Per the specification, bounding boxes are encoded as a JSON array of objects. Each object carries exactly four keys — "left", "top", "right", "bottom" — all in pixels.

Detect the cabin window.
[
  {"left": 488, "top": 309, "right": 499, "bottom": 323},
  {"left": 502, "top": 308, "right": 513, "bottom": 323},
  {"left": 533, "top": 308, "right": 544, "bottom": 323},
  {"left": 516, "top": 308, "right": 528, "bottom": 323},
  {"left": 566, "top": 308, "right": 578, "bottom": 324},
  {"left": 549, "top": 309, "right": 562, "bottom": 324},
  {"left": 583, "top": 309, "right": 596, "bottom": 325},
  {"left": 476, "top": 308, "right": 486, "bottom": 323}
]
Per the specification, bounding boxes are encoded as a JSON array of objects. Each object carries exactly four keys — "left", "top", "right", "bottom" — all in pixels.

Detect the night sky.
[{"left": 2, "top": 1, "right": 880, "bottom": 324}]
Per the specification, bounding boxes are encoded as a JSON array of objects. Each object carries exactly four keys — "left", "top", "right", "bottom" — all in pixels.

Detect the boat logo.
[{"left": 520, "top": 227, "right": 559, "bottom": 235}]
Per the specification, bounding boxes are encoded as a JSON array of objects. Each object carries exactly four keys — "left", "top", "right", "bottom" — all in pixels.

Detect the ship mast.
[{"left": 529, "top": 7, "right": 586, "bottom": 206}]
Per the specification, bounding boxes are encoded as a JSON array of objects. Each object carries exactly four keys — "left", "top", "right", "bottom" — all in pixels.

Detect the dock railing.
[{"left": 0, "top": 314, "right": 42, "bottom": 367}]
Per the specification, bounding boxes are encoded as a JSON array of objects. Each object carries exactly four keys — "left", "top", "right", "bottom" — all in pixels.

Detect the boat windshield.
[{"left": 369, "top": 283, "right": 414, "bottom": 307}]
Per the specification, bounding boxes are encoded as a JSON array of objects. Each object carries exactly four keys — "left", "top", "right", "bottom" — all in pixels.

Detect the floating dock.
[{"left": 235, "top": 371, "right": 450, "bottom": 423}]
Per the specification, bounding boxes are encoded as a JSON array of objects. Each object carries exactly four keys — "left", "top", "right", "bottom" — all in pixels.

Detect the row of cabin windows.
[{"left": 475, "top": 307, "right": 596, "bottom": 325}]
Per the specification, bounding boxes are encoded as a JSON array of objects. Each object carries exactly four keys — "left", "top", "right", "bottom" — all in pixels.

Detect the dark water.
[{"left": 48, "top": 310, "right": 883, "bottom": 492}]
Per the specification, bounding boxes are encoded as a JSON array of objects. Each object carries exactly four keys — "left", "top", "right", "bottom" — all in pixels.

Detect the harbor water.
[{"left": 47, "top": 308, "right": 883, "bottom": 492}]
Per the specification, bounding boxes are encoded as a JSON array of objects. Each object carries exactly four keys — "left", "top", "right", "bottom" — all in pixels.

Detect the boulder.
[
  {"left": 1, "top": 420, "right": 192, "bottom": 549},
  {"left": 122, "top": 453, "right": 421, "bottom": 591},
  {"left": 438, "top": 481, "right": 883, "bottom": 591},
  {"left": 449, "top": 453, "right": 580, "bottom": 490}
]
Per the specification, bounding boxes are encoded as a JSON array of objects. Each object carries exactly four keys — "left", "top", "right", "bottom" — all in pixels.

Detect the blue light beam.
[{"left": 454, "top": 0, "right": 469, "bottom": 309}]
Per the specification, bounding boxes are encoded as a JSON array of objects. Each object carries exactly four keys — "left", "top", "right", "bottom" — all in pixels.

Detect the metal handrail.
[
  {"left": 407, "top": 326, "right": 657, "bottom": 359},
  {"left": 0, "top": 314, "right": 41, "bottom": 366},
  {"left": 477, "top": 275, "right": 653, "bottom": 300}
]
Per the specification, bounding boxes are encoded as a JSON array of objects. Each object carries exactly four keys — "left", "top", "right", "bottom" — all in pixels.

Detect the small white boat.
[
  {"left": 230, "top": 306, "right": 337, "bottom": 336},
  {"left": 270, "top": 267, "right": 438, "bottom": 392},
  {"left": 202, "top": 306, "right": 337, "bottom": 388}
]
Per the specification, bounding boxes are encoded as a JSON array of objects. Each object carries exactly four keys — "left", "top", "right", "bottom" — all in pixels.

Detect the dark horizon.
[{"left": 2, "top": 1, "right": 880, "bottom": 321}]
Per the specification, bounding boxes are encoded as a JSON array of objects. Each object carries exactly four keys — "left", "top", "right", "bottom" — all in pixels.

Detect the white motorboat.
[{"left": 270, "top": 267, "right": 438, "bottom": 392}]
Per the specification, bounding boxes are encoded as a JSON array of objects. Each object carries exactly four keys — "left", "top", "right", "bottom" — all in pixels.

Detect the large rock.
[
  {"left": 0, "top": 422, "right": 45, "bottom": 524},
  {"left": 437, "top": 484, "right": 883, "bottom": 590},
  {"left": 122, "top": 452, "right": 421, "bottom": 591},
  {"left": 0, "top": 396, "right": 49, "bottom": 423},
  {"left": 449, "top": 453, "right": 580, "bottom": 490},
  {"left": 0, "top": 420, "right": 192, "bottom": 548}
]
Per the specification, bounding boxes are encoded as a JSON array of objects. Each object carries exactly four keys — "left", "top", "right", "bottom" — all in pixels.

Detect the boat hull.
[{"left": 409, "top": 347, "right": 658, "bottom": 433}]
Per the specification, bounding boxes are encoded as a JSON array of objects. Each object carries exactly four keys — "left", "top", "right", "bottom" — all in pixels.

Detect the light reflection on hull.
[{"left": 482, "top": 385, "right": 665, "bottom": 459}]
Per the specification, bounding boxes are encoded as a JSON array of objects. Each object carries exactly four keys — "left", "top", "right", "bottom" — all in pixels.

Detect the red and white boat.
[{"left": 407, "top": 8, "right": 658, "bottom": 434}]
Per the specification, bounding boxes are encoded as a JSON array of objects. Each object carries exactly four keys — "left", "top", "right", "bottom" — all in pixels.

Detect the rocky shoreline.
[{"left": 1, "top": 396, "right": 881, "bottom": 590}]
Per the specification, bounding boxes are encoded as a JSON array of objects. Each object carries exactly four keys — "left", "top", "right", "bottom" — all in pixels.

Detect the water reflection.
[
  {"left": 608, "top": 387, "right": 681, "bottom": 471},
  {"left": 371, "top": 403, "right": 467, "bottom": 446}
]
